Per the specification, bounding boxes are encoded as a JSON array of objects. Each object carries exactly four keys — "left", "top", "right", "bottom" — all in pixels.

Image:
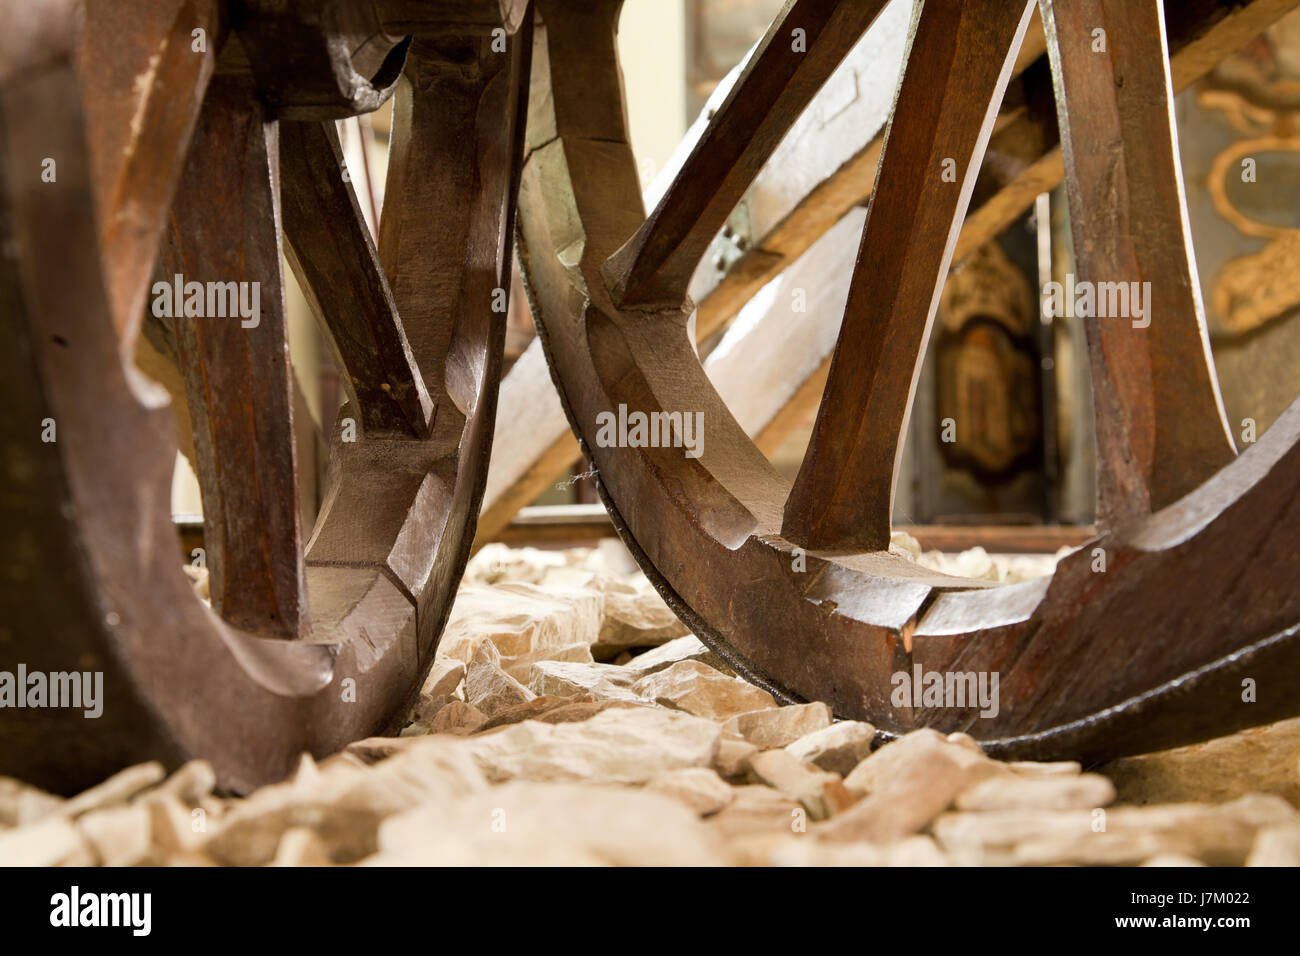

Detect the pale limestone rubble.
[{"left": 4, "top": 544, "right": 1298, "bottom": 867}]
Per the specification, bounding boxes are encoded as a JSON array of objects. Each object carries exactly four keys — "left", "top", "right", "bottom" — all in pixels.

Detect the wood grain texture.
[
  {"left": 78, "top": 0, "right": 221, "bottom": 357},
  {"left": 1042, "top": 0, "right": 1236, "bottom": 526},
  {"left": 516, "top": 0, "right": 1300, "bottom": 766},
  {"left": 280, "top": 118, "right": 433, "bottom": 438},
  {"left": 161, "top": 75, "right": 308, "bottom": 640},
  {"left": 0, "top": 1, "right": 533, "bottom": 793},
  {"left": 782, "top": 0, "right": 1038, "bottom": 552},
  {"left": 603, "top": 0, "right": 889, "bottom": 311}
]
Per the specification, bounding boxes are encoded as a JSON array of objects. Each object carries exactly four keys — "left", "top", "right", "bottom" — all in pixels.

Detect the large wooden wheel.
[
  {"left": 0, "top": 0, "right": 529, "bottom": 793},
  {"left": 519, "top": 0, "right": 1300, "bottom": 763}
]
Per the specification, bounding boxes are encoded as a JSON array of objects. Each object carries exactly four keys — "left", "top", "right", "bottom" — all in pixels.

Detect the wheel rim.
[
  {"left": 0, "top": 0, "right": 530, "bottom": 793},
  {"left": 517, "top": 0, "right": 1300, "bottom": 762}
]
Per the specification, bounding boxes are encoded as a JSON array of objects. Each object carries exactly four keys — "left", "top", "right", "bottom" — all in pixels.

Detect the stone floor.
[{"left": 2, "top": 543, "right": 1298, "bottom": 866}]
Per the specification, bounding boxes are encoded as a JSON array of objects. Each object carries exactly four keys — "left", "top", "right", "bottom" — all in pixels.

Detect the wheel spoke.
[
  {"left": 280, "top": 119, "right": 433, "bottom": 438},
  {"left": 602, "top": 0, "right": 890, "bottom": 311},
  {"left": 782, "top": 0, "right": 1037, "bottom": 552},
  {"left": 161, "top": 76, "right": 307, "bottom": 640},
  {"left": 1041, "top": 0, "right": 1236, "bottom": 527},
  {"left": 378, "top": 32, "right": 530, "bottom": 416}
]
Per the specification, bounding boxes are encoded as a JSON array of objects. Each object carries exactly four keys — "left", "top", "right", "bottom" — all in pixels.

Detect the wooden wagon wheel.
[
  {"left": 0, "top": 0, "right": 529, "bottom": 793},
  {"left": 518, "top": 0, "right": 1300, "bottom": 763}
]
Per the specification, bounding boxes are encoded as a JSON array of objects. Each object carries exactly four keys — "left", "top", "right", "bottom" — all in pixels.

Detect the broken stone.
[
  {"left": 1246, "top": 823, "right": 1300, "bottom": 866},
  {"left": 591, "top": 582, "right": 688, "bottom": 658},
  {"left": 144, "top": 793, "right": 208, "bottom": 857},
  {"left": 769, "top": 835, "right": 950, "bottom": 867},
  {"left": 477, "top": 694, "right": 647, "bottom": 731},
  {"left": 843, "top": 728, "right": 1006, "bottom": 798},
  {"left": 745, "top": 749, "right": 854, "bottom": 820},
  {"left": 645, "top": 767, "right": 735, "bottom": 816},
  {"left": 954, "top": 773, "right": 1116, "bottom": 811},
  {"left": 500, "top": 642, "right": 593, "bottom": 683},
  {"left": 946, "top": 732, "right": 983, "bottom": 752},
  {"left": 785, "top": 721, "right": 876, "bottom": 776},
  {"left": 61, "top": 762, "right": 167, "bottom": 818},
  {"left": 722, "top": 702, "right": 833, "bottom": 750},
  {"left": 154, "top": 760, "right": 217, "bottom": 805},
  {"left": 76, "top": 803, "right": 152, "bottom": 866},
  {"left": 437, "top": 581, "right": 603, "bottom": 662},
  {"left": 206, "top": 740, "right": 487, "bottom": 866},
  {"left": 622, "top": 634, "right": 734, "bottom": 677},
  {"left": 523, "top": 697, "right": 648, "bottom": 725},
  {"left": 820, "top": 745, "right": 979, "bottom": 844},
  {"left": 272, "top": 827, "right": 333, "bottom": 866},
  {"left": 373, "top": 781, "right": 727, "bottom": 865},
  {"left": 424, "top": 700, "right": 488, "bottom": 736},
  {"left": 462, "top": 706, "right": 721, "bottom": 785},
  {"left": 707, "top": 784, "right": 803, "bottom": 843},
  {"left": 1008, "top": 760, "right": 1083, "bottom": 778},
  {"left": 346, "top": 737, "right": 414, "bottom": 764},
  {"left": 632, "top": 660, "right": 775, "bottom": 720},
  {"left": 0, "top": 815, "right": 95, "bottom": 865},
  {"left": 1141, "top": 853, "right": 1206, "bottom": 867},
  {"left": 0, "top": 777, "right": 63, "bottom": 827},
  {"left": 464, "top": 640, "right": 536, "bottom": 717},
  {"left": 529, "top": 659, "right": 641, "bottom": 702},
  {"left": 463, "top": 543, "right": 569, "bottom": 585},
  {"left": 933, "top": 794, "right": 1297, "bottom": 866},
  {"left": 420, "top": 658, "right": 465, "bottom": 701},
  {"left": 1099, "top": 716, "right": 1300, "bottom": 808},
  {"left": 715, "top": 736, "right": 760, "bottom": 781}
]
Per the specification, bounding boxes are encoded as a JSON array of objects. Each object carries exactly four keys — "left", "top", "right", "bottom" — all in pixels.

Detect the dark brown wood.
[
  {"left": 781, "top": 0, "right": 1037, "bottom": 553},
  {"left": 1042, "top": 0, "right": 1236, "bottom": 527},
  {"left": 280, "top": 119, "right": 433, "bottom": 438},
  {"left": 516, "top": 0, "right": 1300, "bottom": 767},
  {"left": 477, "top": 0, "right": 1300, "bottom": 544},
  {"left": 161, "top": 74, "right": 308, "bottom": 640},
  {"left": 232, "top": 0, "right": 409, "bottom": 119},
  {"left": 0, "top": 0, "right": 532, "bottom": 793},
  {"left": 6, "top": 0, "right": 1300, "bottom": 796},
  {"left": 602, "top": 0, "right": 890, "bottom": 311},
  {"left": 78, "top": 0, "right": 222, "bottom": 355}
]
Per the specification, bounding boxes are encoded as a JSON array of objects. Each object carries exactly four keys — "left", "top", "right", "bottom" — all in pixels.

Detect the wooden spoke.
[
  {"left": 161, "top": 75, "right": 307, "bottom": 640},
  {"left": 280, "top": 119, "right": 433, "bottom": 438},
  {"left": 78, "top": 0, "right": 221, "bottom": 357},
  {"left": 782, "top": 0, "right": 1037, "bottom": 552},
  {"left": 602, "top": 0, "right": 890, "bottom": 311},
  {"left": 1041, "top": 0, "right": 1236, "bottom": 527},
  {"left": 378, "top": 33, "right": 526, "bottom": 413}
]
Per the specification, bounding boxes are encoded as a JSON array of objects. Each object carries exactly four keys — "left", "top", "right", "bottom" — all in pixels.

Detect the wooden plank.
[{"left": 782, "top": 0, "right": 1038, "bottom": 552}]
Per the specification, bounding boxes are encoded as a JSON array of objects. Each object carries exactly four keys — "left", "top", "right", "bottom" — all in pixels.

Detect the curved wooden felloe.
[
  {"left": 518, "top": 0, "right": 1300, "bottom": 762},
  {"left": 0, "top": 0, "right": 529, "bottom": 793}
]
